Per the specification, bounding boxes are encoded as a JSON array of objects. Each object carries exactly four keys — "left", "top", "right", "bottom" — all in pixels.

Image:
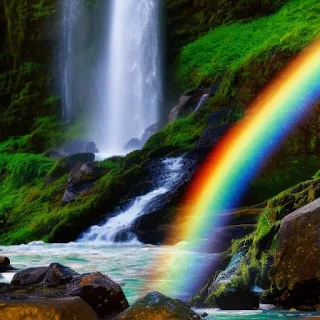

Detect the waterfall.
[
  {"left": 194, "top": 94, "right": 210, "bottom": 112},
  {"left": 60, "top": 0, "right": 83, "bottom": 123},
  {"left": 93, "top": 0, "right": 163, "bottom": 155},
  {"left": 79, "top": 157, "right": 185, "bottom": 243}
]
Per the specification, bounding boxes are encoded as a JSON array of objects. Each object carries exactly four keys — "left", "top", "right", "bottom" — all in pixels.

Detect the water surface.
[{"left": 0, "top": 242, "right": 319, "bottom": 320}]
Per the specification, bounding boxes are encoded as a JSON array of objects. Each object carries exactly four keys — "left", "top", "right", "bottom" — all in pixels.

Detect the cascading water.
[
  {"left": 194, "top": 94, "right": 210, "bottom": 112},
  {"left": 60, "top": 0, "right": 83, "bottom": 123},
  {"left": 79, "top": 157, "right": 185, "bottom": 243},
  {"left": 93, "top": 0, "right": 163, "bottom": 155}
]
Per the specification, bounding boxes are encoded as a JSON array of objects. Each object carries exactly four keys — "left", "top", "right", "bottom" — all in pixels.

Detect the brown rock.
[
  {"left": 0, "top": 256, "right": 11, "bottom": 272},
  {"left": 68, "top": 272, "right": 129, "bottom": 318},
  {"left": 270, "top": 198, "right": 320, "bottom": 310},
  {"left": 0, "top": 297, "right": 98, "bottom": 320},
  {"left": 11, "top": 267, "right": 48, "bottom": 286},
  {"left": 8, "top": 264, "right": 129, "bottom": 318},
  {"left": 114, "top": 292, "right": 201, "bottom": 320},
  {"left": 11, "top": 263, "right": 78, "bottom": 287}
]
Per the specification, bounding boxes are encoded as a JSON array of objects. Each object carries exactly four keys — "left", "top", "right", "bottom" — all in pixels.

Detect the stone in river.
[
  {"left": 0, "top": 297, "right": 98, "bottom": 320},
  {"left": 114, "top": 291, "right": 201, "bottom": 320},
  {"left": 0, "top": 256, "right": 12, "bottom": 272}
]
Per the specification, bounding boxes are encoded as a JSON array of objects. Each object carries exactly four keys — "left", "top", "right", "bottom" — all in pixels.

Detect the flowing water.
[
  {"left": 195, "top": 94, "right": 210, "bottom": 112},
  {"left": 0, "top": 242, "right": 319, "bottom": 319},
  {"left": 60, "top": 0, "right": 84, "bottom": 123},
  {"left": 94, "top": 0, "right": 163, "bottom": 154},
  {"left": 79, "top": 157, "right": 186, "bottom": 243}
]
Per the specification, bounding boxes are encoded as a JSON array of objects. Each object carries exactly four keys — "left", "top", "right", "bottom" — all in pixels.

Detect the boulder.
[
  {"left": 61, "top": 141, "right": 99, "bottom": 155},
  {"left": 43, "top": 263, "right": 79, "bottom": 286},
  {"left": 214, "top": 289, "right": 259, "bottom": 310},
  {"left": 8, "top": 264, "right": 129, "bottom": 318},
  {"left": 192, "top": 252, "right": 259, "bottom": 309},
  {"left": 0, "top": 297, "right": 98, "bottom": 320},
  {"left": 11, "top": 263, "right": 78, "bottom": 287},
  {"left": 195, "top": 124, "right": 230, "bottom": 150},
  {"left": 168, "top": 88, "right": 209, "bottom": 123},
  {"left": 67, "top": 272, "right": 129, "bottom": 318},
  {"left": 0, "top": 256, "right": 11, "bottom": 272},
  {"left": 168, "top": 95, "right": 192, "bottom": 123},
  {"left": 114, "top": 292, "right": 201, "bottom": 320},
  {"left": 11, "top": 266, "right": 48, "bottom": 286},
  {"left": 124, "top": 138, "right": 142, "bottom": 151},
  {"left": 62, "top": 163, "right": 101, "bottom": 203},
  {"left": 269, "top": 198, "right": 320, "bottom": 310}
]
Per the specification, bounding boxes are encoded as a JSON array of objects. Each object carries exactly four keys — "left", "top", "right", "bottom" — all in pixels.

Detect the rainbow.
[{"left": 149, "top": 39, "right": 320, "bottom": 299}]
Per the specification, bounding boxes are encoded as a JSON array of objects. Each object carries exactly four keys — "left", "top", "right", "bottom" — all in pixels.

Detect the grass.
[
  {"left": 144, "top": 112, "right": 207, "bottom": 151},
  {"left": 177, "top": 0, "right": 320, "bottom": 89},
  {"left": 0, "top": 150, "right": 150, "bottom": 245}
]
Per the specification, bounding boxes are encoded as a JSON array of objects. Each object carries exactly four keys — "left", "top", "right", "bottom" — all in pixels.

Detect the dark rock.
[
  {"left": 66, "top": 153, "right": 95, "bottom": 169},
  {"left": 215, "top": 289, "right": 259, "bottom": 310},
  {"left": 0, "top": 297, "right": 98, "bottom": 320},
  {"left": 62, "top": 162, "right": 101, "bottom": 203},
  {"left": 124, "top": 138, "right": 142, "bottom": 151},
  {"left": 61, "top": 141, "right": 99, "bottom": 155},
  {"left": 6, "top": 264, "right": 129, "bottom": 318},
  {"left": 114, "top": 292, "right": 201, "bottom": 320},
  {"left": 168, "top": 94, "right": 192, "bottom": 123},
  {"left": 141, "top": 123, "right": 161, "bottom": 144},
  {"left": 11, "top": 266, "right": 48, "bottom": 286},
  {"left": 43, "top": 263, "right": 79, "bottom": 286},
  {"left": 269, "top": 198, "right": 320, "bottom": 310},
  {"left": 11, "top": 263, "right": 78, "bottom": 287},
  {"left": 195, "top": 124, "right": 231, "bottom": 150},
  {"left": 0, "top": 256, "right": 11, "bottom": 272},
  {"left": 67, "top": 272, "right": 129, "bottom": 318},
  {"left": 168, "top": 88, "right": 209, "bottom": 123}
]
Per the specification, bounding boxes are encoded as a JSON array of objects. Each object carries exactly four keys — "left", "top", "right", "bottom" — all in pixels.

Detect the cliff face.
[{"left": 0, "top": 0, "right": 58, "bottom": 142}]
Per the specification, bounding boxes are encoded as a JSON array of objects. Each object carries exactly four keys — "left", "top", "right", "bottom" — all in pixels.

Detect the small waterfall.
[
  {"left": 93, "top": 0, "right": 163, "bottom": 155},
  {"left": 194, "top": 94, "right": 210, "bottom": 112},
  {"left": 79, "top": 157, "right": 185, "bottom": 243},
  {"left": 60, "top": 0, "right": 83, "bottom": 123}
]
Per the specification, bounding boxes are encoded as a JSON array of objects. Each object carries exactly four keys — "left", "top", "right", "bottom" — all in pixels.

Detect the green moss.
[
  {"left": 166, "top": 0, "right": 287, "bottom": 63},
  {"left": 144, "top": 114, "right": 206, "bottom": 150},
  {"left": 177, "top": 0, "right": 320, "bottom": 90}
]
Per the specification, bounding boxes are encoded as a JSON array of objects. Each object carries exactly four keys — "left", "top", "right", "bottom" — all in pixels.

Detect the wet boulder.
[
  {"left": 7, "top": 264, "right": 129, "bottom": 318},
  {"left": 0, "top": 297, "right": 98, "bottom": 320},
  {"left": 11, "top": 266, "right": 48, "bottom": 286},
  {"left": 214, "top": 289, "right": 259, "bottom": 310},
  {"left": 114, "top": 292, "right": 201, "bottom": 320},
  {"left": 11, "top": 263, "right": 78, "bottom": 287},
  {"left": 0, "top": 256, "right": 12, "bottom": 272},
  {"left": 269, "top": 198, "right": 320, "bottom": 310},
  {"left": 67, "top": 272, "right": 129, "bottom": 318}
]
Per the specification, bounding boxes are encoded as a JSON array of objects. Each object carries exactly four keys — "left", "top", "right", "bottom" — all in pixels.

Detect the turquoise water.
[
  {"left": 0, "top": 242, "right": 319, "bottom": 319},
  {"left": 200, "top": 309, "right": 320, "bottom": 319}
]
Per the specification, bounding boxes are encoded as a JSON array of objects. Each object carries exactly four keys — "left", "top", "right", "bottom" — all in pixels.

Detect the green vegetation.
[
  {"left": 166, "top": 0, "right": 287, "bottom": 62},
  {"left": 0, "top": 150, "right": 152, "bottom": 244},
  {"left": 144, "top": 114, "right": 206, "bottom": 150},
  {"left": 177, "top": 0, "right": 320, "bottom": 90}
]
